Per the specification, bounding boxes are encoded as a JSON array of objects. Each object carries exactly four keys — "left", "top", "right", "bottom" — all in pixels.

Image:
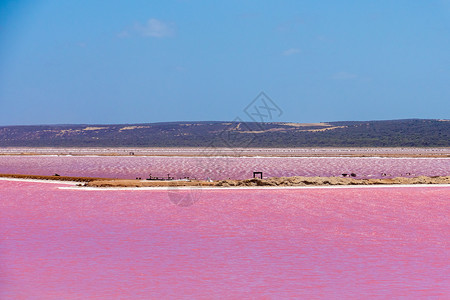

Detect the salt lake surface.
[
  {"left": 0, "top": 155, "right": 449, "bottom": 179},
  {"left": 1, "top": 180, "right": 449, "bottom": 298}
]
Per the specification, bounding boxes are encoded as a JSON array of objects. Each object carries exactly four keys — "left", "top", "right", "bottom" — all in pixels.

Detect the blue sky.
[{"left": 0, "top": 0, "right": 449, "bottom": 125}]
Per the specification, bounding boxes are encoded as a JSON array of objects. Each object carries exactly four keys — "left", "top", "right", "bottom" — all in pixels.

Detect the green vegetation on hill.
[{"left": 0, "top": 119, "right": 448, "bottom": 147}]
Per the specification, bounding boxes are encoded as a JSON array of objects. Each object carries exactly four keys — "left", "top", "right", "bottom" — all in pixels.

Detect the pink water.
[
  {"left": 0, "top": 156, "right": 449, "bottom": 179},
  {"left": 1, "top": 180, "right": 449, "bottom": 298}
]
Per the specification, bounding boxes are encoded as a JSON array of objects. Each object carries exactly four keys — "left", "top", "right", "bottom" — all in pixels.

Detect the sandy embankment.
[
  {"left": 215, "top": 176, "right": 450, "bottom": 187},
  {"left": 85, "top": 176, "right": 450, "bottom": 188},
  {"left": 1, "top": 173, "right": 449, "bottom": 187},
  {"left": 1, "top": 147, "right": 450, "bottom": 158},
  {"left": 0, "top": 174, "right": 114, "bottom": 182},
  {"left": 1, "top": 153, "right": 449, "bottom": 158}
]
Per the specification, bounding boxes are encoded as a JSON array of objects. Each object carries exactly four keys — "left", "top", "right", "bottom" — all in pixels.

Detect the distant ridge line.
[{"left": 0, "top": 119, "right": 448, "bottom": 147}]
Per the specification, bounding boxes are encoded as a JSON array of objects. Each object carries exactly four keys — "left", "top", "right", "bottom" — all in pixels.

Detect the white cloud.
[
  {"left": 282, "top": 48, "right": 301, "bottom": 56},
  {"left": 332, "top": 72, "right": 357, "bottom": 80},
  {"left": 135, "top": 18, "right": 174, "bottom": 38}
]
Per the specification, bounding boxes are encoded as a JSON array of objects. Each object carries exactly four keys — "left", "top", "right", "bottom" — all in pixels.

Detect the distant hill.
[{"left": 0, "top": 119, "right": 449, "bottom": 147}]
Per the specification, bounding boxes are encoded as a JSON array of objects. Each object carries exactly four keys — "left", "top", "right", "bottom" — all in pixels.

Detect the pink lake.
[
  {"left": 0, "top": 180, "right": 449, "bottom": 298},
  {"left": 0, "top": 155, "right": 449, "bottom": 179}
]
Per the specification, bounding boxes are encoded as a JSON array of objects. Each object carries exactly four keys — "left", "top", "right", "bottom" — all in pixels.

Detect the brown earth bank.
[
  {"left": 1, "top": 153, "right": 449, "bottom": 158},
  {"left": 84, "top": 176, "right": 450, "bottom": 188},
  {"left": 215, "top": 176, "right": 450, "bottom": 187},
  {"left": 85, "top": 180, "right": 217, "bottom": 188},
  {"left": 2, "top": 174, "right": 449, "bottom": 187},
  {"left": 1, "top": 147, "right": 450, "bottom": 158},
  {"left": 0, "top": 174, "right": 115, "bottom": 182}
]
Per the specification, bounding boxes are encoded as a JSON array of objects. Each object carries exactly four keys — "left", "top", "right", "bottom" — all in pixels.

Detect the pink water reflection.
[
  {"left": 0, "top": 180, "right": 449, "bottom": 298},
  {"left": 0, "top": 155, "right": 449, "bottom": 179}
]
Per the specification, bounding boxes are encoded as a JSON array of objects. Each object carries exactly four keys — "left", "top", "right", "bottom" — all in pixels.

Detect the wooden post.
[{"left": 253, "top": 172, "right": 263, "bottom": 179}]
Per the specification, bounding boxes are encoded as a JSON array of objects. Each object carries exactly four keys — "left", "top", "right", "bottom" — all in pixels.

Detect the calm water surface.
[
  {"left": 1, "top": 180, "right": 449, "bottom": 298},
  {"left": 0, "top": 155, "right": 449, "bottom": 179}
]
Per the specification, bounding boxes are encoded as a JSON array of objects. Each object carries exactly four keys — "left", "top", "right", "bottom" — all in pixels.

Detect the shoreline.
[
  {"left": 0, "top": 153, "right": 449, "bottom": 158},
  {"left": 0, "top": 177, "right": 78, "bottom": 185},
  {"left": 1, "top": 154, "right": 450, "bottom": 159},
  {"left": 1, "top": 147, "right": 449, "bottom": 158},
  {"left": 1, "top": 174, "right": 449, "bottom": 188},
  {"left": 1, "top": 176, "right": 449, "bottom": 191},
  {"left": 0, "top": 173, "right": 114, "bottom": 182},
  {"left": 85, "top": 176, "right": 450, "bottom": 188},
  {"left": 60, "top": 183, "right": 450, "bottom": 191}
]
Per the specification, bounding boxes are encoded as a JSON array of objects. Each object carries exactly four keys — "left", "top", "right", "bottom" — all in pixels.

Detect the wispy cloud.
[
  {"left": 276, "top": 17, "right": 304, "bottom": 33},
  {"left": 237, "top": 12, "right": 260, "bottom": 19},
  {"left": 282, "top": 48, "right": 301, "bottom": 56},
  {"left": 316, "top": 35, "right": 334, "bottom": 43},
  {"left": 175, "top": 66, "right": 186, "bottom": 72},
  {"left": 117, "top": 30, "right": 130, "bottom": 38},
  {"left": 332, "top": 72, "right": 358, "bottom": 80},
  {"left": 119, "top": 18, "right": 175, "bottom": 39},
  {"left": 135, "top": 18, "right": 175, "bottom": 38}
]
